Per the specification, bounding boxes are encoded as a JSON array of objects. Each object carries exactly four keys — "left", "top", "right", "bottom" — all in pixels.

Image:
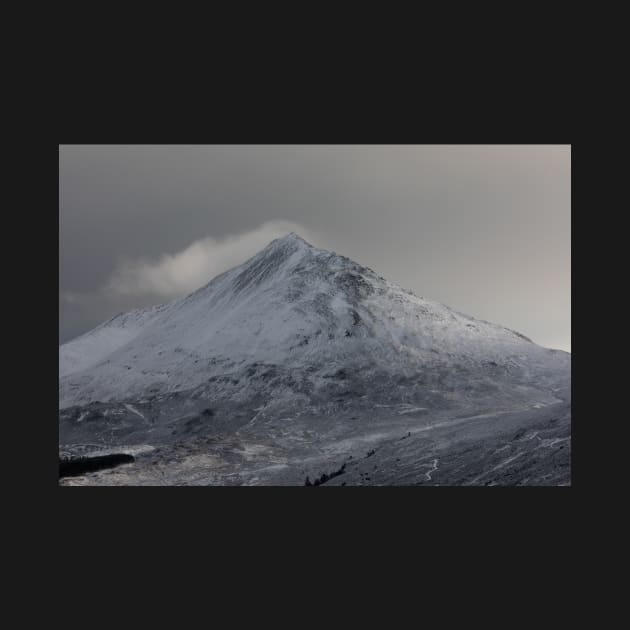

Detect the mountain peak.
[
  {"left": 253, "top": 230, "right": 316, "bottom": 266},
  {"left": 224, "top": 232, "right": 316, "bottom": 296},
  {"left": 268, "top": 232, "right": 313, "bottom": 249}
]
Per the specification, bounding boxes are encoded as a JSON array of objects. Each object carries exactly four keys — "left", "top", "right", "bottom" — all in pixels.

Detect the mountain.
[{"left": 59, "top": 233, "right": 571, "bottom": 486}]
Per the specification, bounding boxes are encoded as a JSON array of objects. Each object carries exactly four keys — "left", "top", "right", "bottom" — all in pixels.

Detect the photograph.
[{"left": 58, "top": 144, "right": 571, "bottom": 486}]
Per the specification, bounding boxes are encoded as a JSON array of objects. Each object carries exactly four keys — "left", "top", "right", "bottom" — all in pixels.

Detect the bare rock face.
[{"left": 59, "top": 233, "right": 570, "bottom": 486}]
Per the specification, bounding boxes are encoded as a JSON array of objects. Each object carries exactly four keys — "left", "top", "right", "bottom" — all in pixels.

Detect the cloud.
[{"left": 105, "top": 220, "right": 319, "bottom": 299}]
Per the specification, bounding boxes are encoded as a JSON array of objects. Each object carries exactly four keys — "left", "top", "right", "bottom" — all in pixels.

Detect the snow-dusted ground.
[
  {"left": 59, "top": 233, "right": 571, "bottom": 486},
  {"left": 59, "top": 399, "right": 571, "bottom": 486}
]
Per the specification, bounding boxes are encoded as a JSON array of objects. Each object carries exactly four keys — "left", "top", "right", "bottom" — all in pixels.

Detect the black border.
[{"left": 47, "top": 93, "right": 580, "bottom": 560}]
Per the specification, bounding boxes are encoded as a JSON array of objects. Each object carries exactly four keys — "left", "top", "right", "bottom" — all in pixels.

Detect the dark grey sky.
[{"left": 59, "top": 145, "right": 571, "bottom": 351}]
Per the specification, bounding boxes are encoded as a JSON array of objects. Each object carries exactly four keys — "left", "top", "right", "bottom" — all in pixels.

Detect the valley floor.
[{"left": 59, "top": 399, "right": 570, "bottom": 486}]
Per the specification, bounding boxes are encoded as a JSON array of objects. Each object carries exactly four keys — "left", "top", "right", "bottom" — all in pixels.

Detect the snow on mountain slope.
[
  {"left": 59, "top": 302, "right": 174, "bottom": 378},
  {"left": 59, "top": 233, "right": 570, "bottom": 410}
]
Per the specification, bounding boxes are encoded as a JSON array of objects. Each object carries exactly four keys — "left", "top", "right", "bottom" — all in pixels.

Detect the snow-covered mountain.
[
  {"left": 60, "top": 233, "right": 569, "bottom": 414},
  {"left": 59, "top": 233, "right": 571, "bottom": 485}
]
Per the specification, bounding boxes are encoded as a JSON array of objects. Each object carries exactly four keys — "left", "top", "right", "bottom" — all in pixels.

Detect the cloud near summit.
[{"left": 105, "top": 221, "right": 318, "bottom": 300}]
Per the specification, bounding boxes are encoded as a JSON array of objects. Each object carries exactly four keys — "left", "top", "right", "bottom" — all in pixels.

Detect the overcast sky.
[{"left": 59, "top": 145, "right": 571, "bottom": 351}]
